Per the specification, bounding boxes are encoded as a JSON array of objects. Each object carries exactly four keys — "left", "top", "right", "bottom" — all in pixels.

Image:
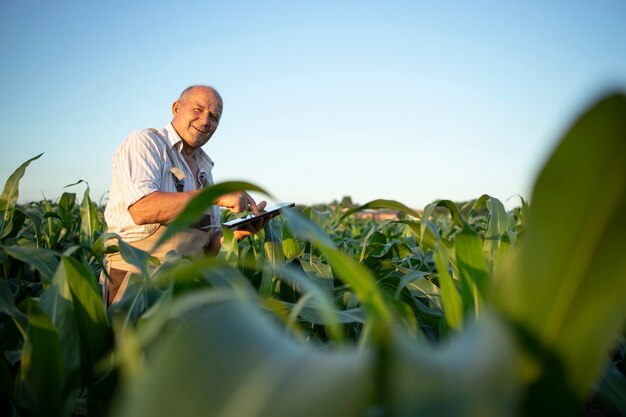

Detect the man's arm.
[
  {"left": 128, "top": 190, "right": 265, "bottom": 225},
  {"left": 128, "top": 190, "right": 199, "bottom": 225}
]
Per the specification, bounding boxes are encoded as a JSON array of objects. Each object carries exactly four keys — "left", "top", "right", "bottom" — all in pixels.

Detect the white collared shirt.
[{"left": 104, "top": 123, "right": 220, "bottom": 242}]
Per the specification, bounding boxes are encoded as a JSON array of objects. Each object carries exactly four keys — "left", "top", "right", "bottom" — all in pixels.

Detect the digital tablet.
[{"left": 222, "top": 202, "right": 295, "bottom": 229}]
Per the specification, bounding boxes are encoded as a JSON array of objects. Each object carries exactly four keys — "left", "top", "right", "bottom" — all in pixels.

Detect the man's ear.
[{"left": 172, "top": 100, "right": 181, "bottom": 116}]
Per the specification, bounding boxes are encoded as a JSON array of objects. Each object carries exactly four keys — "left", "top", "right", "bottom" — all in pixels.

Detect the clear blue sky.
[{"left": 2, "top": 1, "right": 625, "bottom": 210}]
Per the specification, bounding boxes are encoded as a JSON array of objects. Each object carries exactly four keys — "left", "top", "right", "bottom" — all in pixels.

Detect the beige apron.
[{"left": 103, "top": 225, "right": 213, "bottom": 304}]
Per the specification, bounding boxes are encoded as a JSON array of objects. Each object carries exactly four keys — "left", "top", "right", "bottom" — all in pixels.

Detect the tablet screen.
[{"left": 222, "top": 202, "right": 295, "bottom": 229}]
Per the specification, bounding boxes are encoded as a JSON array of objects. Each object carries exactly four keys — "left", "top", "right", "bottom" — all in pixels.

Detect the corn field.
[{"left": 1, "top": 94, "right": 625, "bottom": 417}]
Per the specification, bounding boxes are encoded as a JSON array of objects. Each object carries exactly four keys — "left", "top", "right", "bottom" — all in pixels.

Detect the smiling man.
[{"left": 103, "top": 85, "right": 267, "bottom": 305}]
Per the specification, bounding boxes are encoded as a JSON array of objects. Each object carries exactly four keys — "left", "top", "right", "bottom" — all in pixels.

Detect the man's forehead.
[
  {"left": 185, "top": 88, "right": 222, "bottom": 109},
  {"left": 187, "top": 87, "right": 222, "bottom": 103}
]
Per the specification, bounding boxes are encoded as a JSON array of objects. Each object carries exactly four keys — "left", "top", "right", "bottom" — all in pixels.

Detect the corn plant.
[{"left": 0, "top": 92, "right": 625, "bottom": 417}]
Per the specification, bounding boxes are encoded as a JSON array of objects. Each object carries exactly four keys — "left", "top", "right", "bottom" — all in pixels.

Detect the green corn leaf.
[
  {"left": 79, "top": 185, "right": 101, "bottom": 248},
  {"left": 340, "top": 199, "right": 422, "bottom": 221},
  {"left": 494, "top": 93, "right": 626, "bottom": 399},
  {"left": 434, "top": 243, "right": 463, "bottom": 331},
  {"left": 116, "top": 234, "right": 155, "bottom": 277},
  {"left": 263, "top": 240, "right": 285, "bottom": 272},
  {"left": 2, "top": 245, "right": 60, "bottom": 286},
  {"left": 135, "top": 280, "right": 246, "bottom": 348},
  {"left": 304, "top": 206, "right": 331, "bottom": 227},
  {"left": 443, "top": 200, "right": 467, "bottom": 229},
  {"left": 0, "top": 153, "right": 43, "bottom": 229},
  {"left": 283, "top": 209, "right": 391, "bottom": 325},
  {"left": 278, "top": 264, "right": 345, "bottom": 341},
  {"left": 421, "top": 202, "right": 462, "bottom": 253},
  {"left": 112, "top": 298, "right": 374, "bottom": 417},
  {"left": 393, "top": 218, "right": 440, "bottom": 253},
  {"left": 218, "top": 227, "right": 239, "bottom": 265},
  {"left": 298, "top": 258, "right": 334, "bottom": 291},
  {"left": 14, "top": 300, "right": 67, "bottom": 417},
  {"left": 358, "top": 224, "right": 380, "bottom": 262},
  {"left": 494, "top": 231, "right": 514, "bottom": 278},
  {"left": 0, "top": 209, "right": 26, "bottom": 241},
  {"left": 394, "top": 270, "right": 435, "bottom": 299},
  {"left": 281, "top": 221, "right": 301, "bottom": 260},
  {"left": 154, "top": 181, "right": 271, "bottom": 251},
  {"left": 468, "top": 194, "right": 490, "bottom": 216},
  {"left": 387, "top": 311, "right": 521, "bottom": 417},
  {"left": 259, "top": 266, "right": 275, "bottom": 299},
  {"left": 474, "top": 195, "right": 510, "bottom": 272},
  {"left": 282, "top": 208, "right": 335, "bottom": 248},
  {"left": 0, "top": 279, "right": 27, "bottom": 334},
  {"left": 295, "top": 304, "right": 365, "bottom": 325},
  {"left": 39, "top": 265, "right": 82, "bottom": 408},
  {"left": 101, "top": 232, "right": 152, "bottom": 277},
  {"left": 23, "top": 208, "right": 44, "bottom": 247},
  {"left": 420, "top": 222, "right": 440, "bottom": 253},
  {"left": 59, "top": 257, "right": 113, "bottom": 383},
  {"left": 454, "top": 224, "right": 491, "bottom": 317},
  {"left": 57, "top": 192, "right": 77, "bottom": 228}
]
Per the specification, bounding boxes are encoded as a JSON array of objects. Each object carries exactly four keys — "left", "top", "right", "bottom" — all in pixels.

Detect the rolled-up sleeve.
[{"left": 113, "top": 131, "right": 165, "bottom": 208}]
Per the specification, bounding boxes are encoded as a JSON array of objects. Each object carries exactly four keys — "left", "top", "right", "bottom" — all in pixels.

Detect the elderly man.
[{"left": 103, "top": 85, "right": 266, "bottom": 304}]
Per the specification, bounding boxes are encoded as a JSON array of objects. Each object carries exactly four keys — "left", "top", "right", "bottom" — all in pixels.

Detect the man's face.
[{"left": 171, "top": 87, "right": 223, "bottom": 149}]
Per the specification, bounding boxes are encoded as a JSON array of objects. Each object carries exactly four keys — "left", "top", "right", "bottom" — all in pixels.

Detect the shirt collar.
[
  {"left": 164, "top": 123, "right": 215, "bottom": 170},
  {"left": 165, "top": 123, "right": 184, "bottom": 150}
]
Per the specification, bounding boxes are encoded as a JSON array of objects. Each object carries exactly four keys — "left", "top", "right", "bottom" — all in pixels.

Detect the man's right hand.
[{"left": 216, "top": 191, "right": 267, "bottom": 214}]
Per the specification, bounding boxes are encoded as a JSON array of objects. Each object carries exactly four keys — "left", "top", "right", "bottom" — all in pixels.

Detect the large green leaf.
[
  {"left": 14, "top": 300, "right": 67, "bottom": 417},
  {"left": 471, "top": 195, "right": 511, "bottom": 272},
  {"left": 281, "top": 221, "right": 301, "bottom": 260},
  {"left": 278, "top": 263, "right": 345, "bottom": 342},
  {"left": 57, "top": 192, "right": 77, "bottom": 229},
  {"left": 387, "top": 311, "right": 521, "bottom": 417},
  {"left": 340, "top": 199, "right": 422, "bottom": 220},
  {"left": 298, "top": 258, "right": 334, "bottom": 291},
  {"left": 394, "top": 270, "right": 436, "bottom": 299},
  {"left": 113, "top": 298, "right": 374, "bottom": 417},
  {"left": 2, "top": 245, "right": 60, "bottom": 286},
  {"left": 263, "top": 240, "right": 285, "bottom": 272},
  {"left": 420, "top": 200, "right": 465, "bottom": 254},
  {"left": 39, "top": 269, "right": 82, "bottom": 409},
  {"left": 454, "top": 224, "right": 491, "bottom": 317},
  {"left": 494, "top": 94, "right": 626, "bottom": 399},
  {"left": 423, "top": 200, "right": 466, "bottom": 230},
  {"left": 57, "top": 255, "right": 117, "bottom": 415},
  {"left": 23, "top": 207, "right": 44, "bottom": 247},
  {"left": 0, "top": 279, "right": 27, "bottom": 334},
  {"left": 283, "top": 209, "right": 391, "bottom": 326},
  {"left": 101, "top": 232, "right": 153, "bottom": 277},
  {"left": 0, "top": 153, "right": 43, "bottom": 239},
  {"left": 79, "top": 184, "right": 101, "bottom": 248},
  {"left": 59, "top": 257, "right": 113, "bottom": 381},
  {"left": 434, "top": 243, "right": 463, "bottom": 331},
  {"left": 153, "top": 181, "right": 271, "bottom": 250},
  {"left": 304, "top": 206, "right": 331, "bottom": 227}
]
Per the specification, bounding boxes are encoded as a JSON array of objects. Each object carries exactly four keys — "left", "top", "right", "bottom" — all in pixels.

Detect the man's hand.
[
  {"left": 204, "top": 213, "right": 272, "bottom": 254},
  {"left": 231, "top": 214, "right": 272, "bottom": 240},
  {"left": 216, "top": 191, "right": 267, "bottom": 214}
]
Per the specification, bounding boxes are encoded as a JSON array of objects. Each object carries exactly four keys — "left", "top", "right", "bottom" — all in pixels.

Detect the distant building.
[{"left": 354, "top": 209, "right": 406, "bottom": 221}]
